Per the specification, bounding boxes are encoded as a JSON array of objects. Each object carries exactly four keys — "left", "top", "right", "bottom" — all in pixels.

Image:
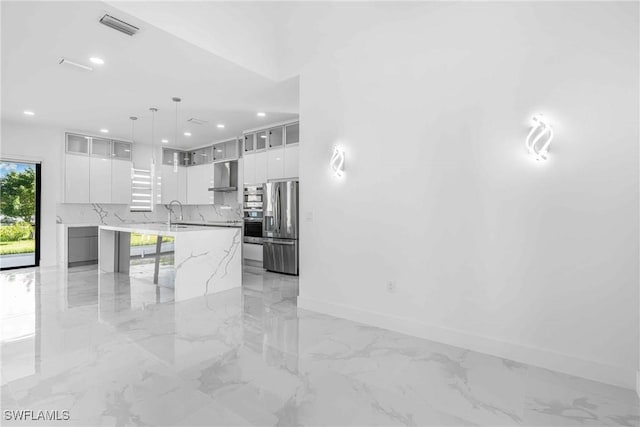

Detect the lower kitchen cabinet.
[
  {"left": 243, "top": 243, "right": 263, "bottom": 262},
  {"left": 68, "top": 226, "right": 98, "bottom": 266}
]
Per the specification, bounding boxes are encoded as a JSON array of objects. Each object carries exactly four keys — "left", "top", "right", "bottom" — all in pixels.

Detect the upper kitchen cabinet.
[
  {"left": 243, "top": 134, "right": 255, "bottom": 153},
  {"left": 112, "top": 140, "right": 132, "bottom": 160},
  {"left": 89, "top": 137, "right": 113, "bottom": 203},
  {"left": 241, "top": 121, "right": 299, "bottom": 185},
  {"left": 284, "top": 123, "right": 299, "bottom": 179},
  {"left": 212, "top": 142, "right": 225, "bottom": 161},
  {"left": 90, "top": 137, "right": 111, "bottom": 158},
  {"left": 224, "top": 139, "right": 239, "bottom": 160},
  {"left": 160, "top": 164, "right": 187, "bottom": 204},
  {"left": 268, "top": 127, "right": 283, "bottom": 149},
  {"left": 212, "top": 138, "right": 238, "bottom": 162},
  {"left": 111, "top": 159, "right": 132, "bottom": 204},
  {"left": 189, "top": 146, "right": 213, "bottom": 166},
  {"left": 285, "top": 123, "right": 299, "bottom": 145},
  {"left": 186, "top": 163, "right": 214, "bottom": 205},
  {"left": 267, "top": 126, "right": 285, "bottom": 180},
  {"left": 255, "top": 131, "right": 267, "bottom": 151},
  {"left": 64, "top": 152, "right": 90, "bottom": 203},
  {"left": 66, "top": 133, "right": 90, "bottom": 154},
  {"left": 89, "top": 156, "right": 111, "bottom": 203},
  {"left": 63, "top": 132, "right": 133, "bottom": 204},
  {"left": 64, "top": 133, "right": 90, "bottom": 203},
  {"left": 162, "top": 148, "right": 190, "bottom": 167}
]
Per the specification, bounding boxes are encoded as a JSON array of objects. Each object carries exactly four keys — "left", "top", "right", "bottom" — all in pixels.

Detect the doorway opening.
[{"left": 0, "top": 160, "right": 41, "bottom": 270}]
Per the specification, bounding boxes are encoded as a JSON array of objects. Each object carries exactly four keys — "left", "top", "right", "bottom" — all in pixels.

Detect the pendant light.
[
  {"left": 149, "top": 107, "right": 158, "bottom": 209},
  {"left": 129, "top": 116, "right": 137, "bottom": 140},
  {"left": 172, "top": 97, "right": 181, "bottom": 172}
]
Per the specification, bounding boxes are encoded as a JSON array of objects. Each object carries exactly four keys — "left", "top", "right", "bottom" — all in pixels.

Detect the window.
[{"left": 130, "top": 167, "right": 153, "bottom": 212}]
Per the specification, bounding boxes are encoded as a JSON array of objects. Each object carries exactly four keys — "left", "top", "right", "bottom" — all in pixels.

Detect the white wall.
[
  {"left": 297, "top": 2, "right": 639, "bottom": 389},
  {"left": 1, "top": 120, "right": 64, "bottom": 267}
]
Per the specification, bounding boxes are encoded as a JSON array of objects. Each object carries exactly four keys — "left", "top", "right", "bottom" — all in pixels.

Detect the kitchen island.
[{"left": 98, "top": 223, "right": 241, "bottom": 301}]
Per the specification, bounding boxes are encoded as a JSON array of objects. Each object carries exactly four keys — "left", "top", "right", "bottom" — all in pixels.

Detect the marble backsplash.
[{"left": 56, "top": 203, "right": 242, "bottom": 225}]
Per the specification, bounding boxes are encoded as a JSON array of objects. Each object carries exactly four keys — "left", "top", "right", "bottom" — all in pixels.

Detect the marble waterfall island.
[{"left": 99, "top": 223, "right": 241, "bottom": 301}]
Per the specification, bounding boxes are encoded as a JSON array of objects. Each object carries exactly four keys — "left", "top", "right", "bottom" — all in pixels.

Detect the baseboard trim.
[{"left": 298, "top": 296, "right": 636, "bottom": 390}]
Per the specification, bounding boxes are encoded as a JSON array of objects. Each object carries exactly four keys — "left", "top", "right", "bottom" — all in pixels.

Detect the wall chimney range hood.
[{"left": 208, "top": 161, "right": 238, "bottom": 192}]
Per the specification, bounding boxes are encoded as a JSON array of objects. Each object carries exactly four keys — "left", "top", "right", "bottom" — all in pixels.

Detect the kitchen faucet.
[{"left": 167, "top": 200, "right": 184, "bottom": 226}]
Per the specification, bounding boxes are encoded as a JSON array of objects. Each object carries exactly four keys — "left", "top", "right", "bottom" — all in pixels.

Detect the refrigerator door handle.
[
  {"left": 276, "top": 185, "right": 282, "bottom": 234},
  {"left": 263, "top": 238, "right": 295, "bottom": 246}
]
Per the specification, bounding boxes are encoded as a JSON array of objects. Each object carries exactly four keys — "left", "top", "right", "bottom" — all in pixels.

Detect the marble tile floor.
[{"left": 1, "top": 264, "right": 639, "bottom": 426}]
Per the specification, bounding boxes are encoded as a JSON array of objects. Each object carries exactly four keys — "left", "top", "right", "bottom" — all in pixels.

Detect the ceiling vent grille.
[
  {"left": 99, "top": 14, "right": 139, "bottom": 36},
  {"left": 187, "top": 118, "right": 208, "bottom": 125}
]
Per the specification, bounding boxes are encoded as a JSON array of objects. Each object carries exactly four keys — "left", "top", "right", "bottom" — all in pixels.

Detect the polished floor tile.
[{"left": 1, "top": 264, "right": 638, "bottom": 426}]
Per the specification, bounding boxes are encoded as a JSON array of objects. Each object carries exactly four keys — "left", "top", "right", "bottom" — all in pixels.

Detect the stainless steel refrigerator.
[{"left": 263, "top": 181, "right": 299, "bottom": 275}]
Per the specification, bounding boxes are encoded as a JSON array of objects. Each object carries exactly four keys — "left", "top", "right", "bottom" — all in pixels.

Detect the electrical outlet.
[{"left": 387, "top": 281, "right": 396, "bottom": 293}]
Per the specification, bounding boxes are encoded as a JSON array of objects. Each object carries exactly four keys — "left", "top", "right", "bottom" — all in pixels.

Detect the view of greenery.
[
  {"left": 1, "top": 167, "right": 36, "bottom": 224},
  {"left": 0, "top": 164, "right": 36, "bottom": 257},
  {"left": 130, "top": 233, "right": 173, "bottom": 246},
  {"left": 0, "top": 239, "right": 35, "bottom": 255}
]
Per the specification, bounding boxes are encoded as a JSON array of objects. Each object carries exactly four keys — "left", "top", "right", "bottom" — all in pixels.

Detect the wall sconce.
[
  {"left": 525, "top": 114, "right": 554, "bottom": 161},
  {"left": 330, "top": 146, "right": 345, "bottom": 178}
]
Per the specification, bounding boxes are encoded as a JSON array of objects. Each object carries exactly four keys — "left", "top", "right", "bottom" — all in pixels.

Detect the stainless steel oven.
[{"left": 243, "top": 185, "right": 264, "bottom": 244}]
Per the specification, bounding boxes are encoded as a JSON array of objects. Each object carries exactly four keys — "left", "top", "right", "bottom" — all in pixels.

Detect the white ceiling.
[{"left": 1, "top": 1, "right": 299, "bottom": 149}]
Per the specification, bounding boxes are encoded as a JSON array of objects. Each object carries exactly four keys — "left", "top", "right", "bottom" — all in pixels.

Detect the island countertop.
[
  {"left": 99, "top": 223, "right": 242, "bottom": 301},
  {"left": 98, "top": 223, "right": 236, "bottom": 237}
]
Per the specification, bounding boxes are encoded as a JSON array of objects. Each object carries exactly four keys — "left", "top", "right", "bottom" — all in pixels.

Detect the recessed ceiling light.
[
  {"left": 184, "top": 132, "right": 191, "bottom": 137},
  {"left": 89, "top": 57, "right": 104, "bottom": 65},
  {"left": 257, "top": 112, "right": 266, "bottom": 117},
  {"left": 23, "top": 110, "right": 35, "bottom": 116},
  {"left": 100, "top": 129, "right": 109, "bottom": 133},
  {"left": 216, "top": 124, "right": 225, "bottom": 129},
  {"left": 260, "top": 135, "right": 267, "bottom": 139},
  {"left": 161, "top": 139, "right": 169, "bottom": 143}
]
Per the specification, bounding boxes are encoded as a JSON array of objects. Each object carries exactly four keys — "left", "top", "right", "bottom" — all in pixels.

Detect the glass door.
[{"left": 0, "top": 160, "right": 40, "bottom": 270}]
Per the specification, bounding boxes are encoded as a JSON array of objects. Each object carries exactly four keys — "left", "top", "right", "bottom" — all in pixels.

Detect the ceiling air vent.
[
  {"left": 187, "top": 118, "right": 208, "bottom": 125},
  {"left": 99, "top": 14, "right": 139, "bottom": 36}
]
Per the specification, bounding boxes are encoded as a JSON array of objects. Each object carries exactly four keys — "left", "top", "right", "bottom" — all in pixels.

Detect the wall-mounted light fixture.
[
  {"left": 330, "top": 146, "right": 345, "bottom": 178},
  {"left": 525, "top": 114, "right": 554, "bottom": 161}
]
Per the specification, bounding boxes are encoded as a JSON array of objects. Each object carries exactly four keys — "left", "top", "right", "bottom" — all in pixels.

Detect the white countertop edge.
[{"left": 98, "top": 223, "right": 238, "bottom": 237}]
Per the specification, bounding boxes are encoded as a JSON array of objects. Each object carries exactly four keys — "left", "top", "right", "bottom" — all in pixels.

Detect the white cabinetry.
[
  {"left": 89, "top": 157, "right": 112, "bottom": 203},
  {"left": 64, "top": 154, "right": 90, "bottom": 203},
  {"left": 243, "top": 153, "right": 256, "bottom": 185},
  {"left": 187, "top": 163, "right": 213, "bottom": 205},
  {"left": 161, "top": 165, "right": 187, "bottom": 204},
  {"left": 283, "top": 122, "right": 299, "bottom": 179},
  {"left": 242, "top": 121, "right": 299, "bottom": 185},
  {"left": 243, "top": 243, "right": 263, "bottom": 262},
  {"left": 255, "top": 151, "right": 268, "bottom": 184},
  {"left": 284, "top": 145, "right": 299, "bottom": 179},
  {"left": 63, "top": 133, "right": 133, "bottom": 204},
  {"left": 111, "top": 160, "right": 132, "bottom": 204},
  {"left": 266, "top": 126, "right": 284, "bottom": 180}
]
